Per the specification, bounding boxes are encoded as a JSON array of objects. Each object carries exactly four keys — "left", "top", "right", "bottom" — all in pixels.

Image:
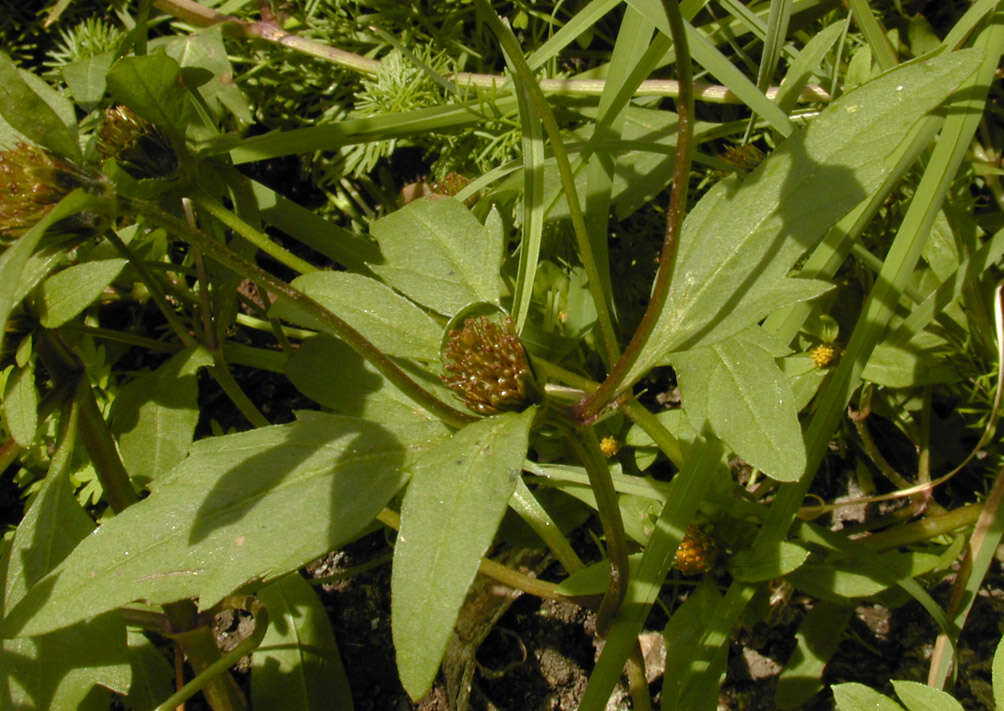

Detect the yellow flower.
[
  {"left": 810, "top": 343, "right": 839, "bottom": 368},
  {"left": 599, "top": 436, "right": 620, "bottom": 458}
]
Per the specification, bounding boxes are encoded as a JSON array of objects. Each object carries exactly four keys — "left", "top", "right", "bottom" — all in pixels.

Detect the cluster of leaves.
[{"left": 0, "top": 1, "right": 1002, "bottom": 710}]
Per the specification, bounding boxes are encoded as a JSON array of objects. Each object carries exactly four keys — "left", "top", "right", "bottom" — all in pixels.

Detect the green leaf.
[
  {"left": 618, "top": 49, "right": 984, "bottom": 391},
  {"left": 728, "top": 541, "right": 810, "bottom": 582},
  {"left": 123, "top": 628, "right": 174, "bottom": 711},
  {"left": 272, "top": 271, "right": 442, "bottom": 362},
  {"left": 662, "top": 578, "right": 728, "bottom": 711},
  {"left": 0, "top": 191, "right": 104, "bottom": 352},
  {"left": 862, "top": 331, "right": 963, "bottom": 387},
  {"left": 252, "top": 573, "right": 354, "bottom": 711},
  {"left": 285, "top": 334, "right": 451, "bottom": 429},
  {"left": 993, "top": 635, "right": 1004, "bottom": 710},
  {"left": 891, "top": 680, "right": 964, "bottom": 711},
  {"left": 2, "top": 352, "right": 37, "bottom": 447},
  {"left": 37, "top": 258, "right": 127, "bottom": 328},
  {"left": 789, "top": 548, "right": 944, "bottom": 600},
  {"left": 832, "top": 682, "right": 905, "bottom": 711},
  {"left": 1, "top": 428, "right": 131, "bottom": 709},
  {"left": 106, "top": 51, "right": 194, "bottom": 140},
  {"left": 107, "top": 346, "right": 214, "bottom": 488},
  {"left": 1, "top": 413, "right": 448, "bottom": 637},
  {"left": 0, "top": 52, "right": 80, "bottom": 160},
  {"left": 250, "top": 179, "right": 381, "bottom": 273},
  {"left": 553, "top": 554, "right": 644, "bottom": 596},
  {"left": 156, "top": 27, "right": 252, "bottom": 124},
  {"left": 674, "top": 332, "right": 806, "bottom": 482},
  {"left": 775, "top": 603, "right": 852, "bottom": 708},
  {"left": 369, "top": 197, "right": 504, "bottom": 316},
  {"left": 392, "top": 408, "right": 535, "bottom": 699},
  {"left": 61, "top": 51, "right": 115, "bottom": 109}
]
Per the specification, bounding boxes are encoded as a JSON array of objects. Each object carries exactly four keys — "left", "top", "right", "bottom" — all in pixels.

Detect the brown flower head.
[
  {"left": 441, "top": 315, "right": 537, "bottom": 415},
  {"left": 98, "top": 105, "right": 178, "bottom": 180},
  {"left": 673, "top": 525, "right": 716, "bottom": 575},
  {"left": 0, "top": 142, "right": 102, "bottom": 242}
]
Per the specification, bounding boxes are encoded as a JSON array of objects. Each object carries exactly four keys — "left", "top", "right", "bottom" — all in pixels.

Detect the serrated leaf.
[
  {"left": 106, "top": 51, "right": 194, "bottom": 140},
  {"left": 369, "top": 197, "right": 503, "bottom": 316},
  {"left": 891, "top": 680, "right": 964, "bottom": 711},
  {"left": 728, "top": 541, "right": 811, "bottom": 582},
  {"left": 392, "top": 408, "right": 535, "bottom": 699},
  {"left": 107, "top": 346, "right": 214, "bottom": 488},
  {"left": 1, "top": 413, "right": 447, "bottom": 638},
  {"left": 37, "top": 258, "right": 127, "bottom": 328},
  {"left": 674, "top": 333, "right": 806, "bottom": 482},
  {"left": 252, "top": 573, "right": 353, "bottom": 711},
  {"left": 3, "top": 355, "right": 37, "bottom": 447},
  {"left": 0, "top": 52, "right": 80, "bottom": 160},
  {"left": 832, "top": 682, "right": 905, "bottom": 711},
  {"left": 272, "top": 271, "right": 442, "bottom": 362},
  {"left": 618, "top": 49, "right": 983, "bottom": 391},
  {"left": 286, "top": 334, "right": 451, "bottom": 428}
]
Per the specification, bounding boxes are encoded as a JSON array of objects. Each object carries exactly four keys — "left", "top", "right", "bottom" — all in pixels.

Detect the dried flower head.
[
  {"left": 98, "top": 105, "right": 178, "bottom": 180},
  {"left": 441, "top": 315, "right": 537, "bottom": 415},
  {"left": 721, "top": 143, "right": 765, "bottom": 173},
  {"left": 0, "top": 142, "right": 102, "bottom": 241},
  {"left": 810, "top": 343, "right": 839, "bottom": 368},
  {"left": 673, "top": 525, "right": 715, "bottom": 575}
]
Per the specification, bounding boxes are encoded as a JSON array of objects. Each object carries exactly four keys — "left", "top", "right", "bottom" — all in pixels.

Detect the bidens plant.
[{"left": 0, "top": 1, "right": 1001, "bottom": 710}]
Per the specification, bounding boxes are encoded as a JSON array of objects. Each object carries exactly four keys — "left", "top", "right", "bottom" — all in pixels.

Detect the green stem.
[
  {"left": 474, "top": 0, "right": 620, "bottom": 366},
  {"left": 151, "top": 0, "right": 830, "bottom": 104},
  {"left": 105, "top": 228, "right": 198, "bottom": 349},
  {"left": 74, "top": 377, "right": 140, "bottom": 513},
  {"left": 155, "top": 599, "right": 267, "bottom": 711},
  {"left": 573, "top": 0, "right": 694, "bottom": 424},
  {"left": 563, "top": 424, "right": 629, "bottom": 635},
  {"left": 190, "top": 194, "right": 318, "bottom": 276},
  {"left": 626, "top": 642, "right": 653, "bottom": 711},
  {"left": 510, "top": 476, "right": 585, "bottom": 574},
  {"left": 130, "top": 199, "right": 476, "bottom": 429}
]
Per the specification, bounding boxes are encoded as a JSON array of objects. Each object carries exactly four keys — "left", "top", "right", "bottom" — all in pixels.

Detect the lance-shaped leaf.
[
  {"left": 271, "top": 271, "right": 442, "bottom": 362},
  {"left": 674, "top": 331, "right": 805, "bottom": 481},
  {"left": 252, "top": 573, "right": 353, "bottom": 711},
  {"left": 618, "top": 49, "right": 983, "bottom": 391},
  {"left": 392, "top": 408, "right": 535, "bottom": 699},
  {"left": 0, "top": 191, "right": 104, "bottom": 351},
  {"left": 0, "top": 52, "right": 80, "bottom": 160},
  {"left": 1, "top": 414, "right": 131, "bottom": 710},
  {"left": 107, "top": 346, "right": 214, "bottom": 488},
  {"left": 1, "top": 413, "right": 448, "bottom": 637},
  {"left": 37, "top": 258, "right": 128, "bottom": 328},
  {"left": 369, "top": 197, "right": 504, "bottom": 316}
]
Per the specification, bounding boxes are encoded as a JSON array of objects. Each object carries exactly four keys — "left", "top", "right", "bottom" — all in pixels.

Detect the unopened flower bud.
[
  {"left": 0, "top": 142, "right": 103, "bottom": 242},
  {"left": 98, "top": 105, "right": 178, "bottom": 180},
  {"left": 441, "top": 315, "right": 538, "bottom": 415}
]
